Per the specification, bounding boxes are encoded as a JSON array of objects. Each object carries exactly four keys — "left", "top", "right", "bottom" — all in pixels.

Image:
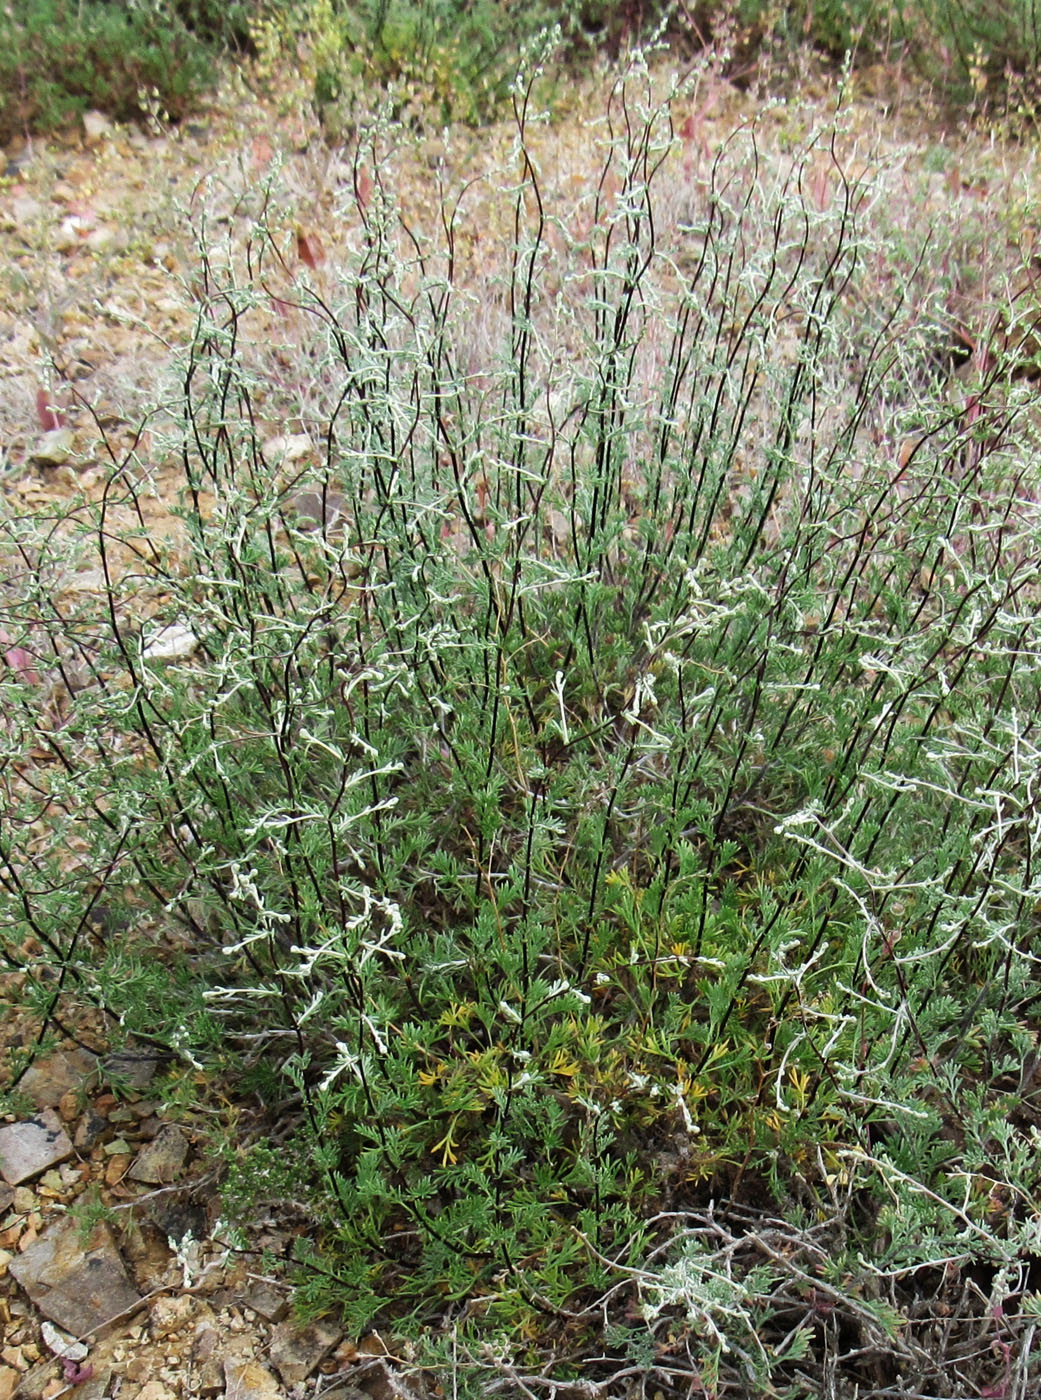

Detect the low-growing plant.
[
  {"left": 255, "top": 0, "right": 701, "bottom": 135},
  {"left": 169, "top": 0, "right": 265, "bottom": 53},
  {"left": 4, "top": 53, "right": 1041, "bottom": 1398},
  {"left": 736, "top": 0, "right": 890, "bottom": 59},
  {"left": 724, "top": 0, "right": 1041, "bottom": 109},
  {"left": 251, "top": 0, "right": 567, "bottom": 132},
  {"left": 913, "top": 0, "right": 1041, "bottom": 105},
  {"left": 0, "top": 0, "right": 216, "bottom": 142}
]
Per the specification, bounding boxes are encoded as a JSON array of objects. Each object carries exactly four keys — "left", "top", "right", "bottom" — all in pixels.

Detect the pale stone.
[
  {"left": 0, "top": 322, "right": 39, "bottom": 371},
  {"left": 28, "top": 429, "right": 75, "bottom": 466},
  {"left": 149, "top": 1293, "right": 197, "bottom": 1341},
  {"left": 0, "top": 1112, "right": 73, "bottom": 1186},
  {"left": 242, "top": 1283, "right": 287, "bottom": 1322},
  {"left": 128, "top": 1124, "right": 188, "bottom": 1184},
  {"left": 268, "top": 1319, "right": 341, "bottom": 1385},
  {"left": 223, "top": 1357, "right": 284, "bottom": 1400},
  {"left": 193, "top": 1323, "right": 223, "bottom": 1394},
  {"left": 285, "top": 488, "right": 346, "bottom": 531},
  {"left": 261, "top": 433, "right": 313, "bottom": 466},
  {"left": 104, "top": 1155, "right": 131, "bottom": 1187},
  {"left": 55, "top": 217, "right": 89, "bottom": 251},
  {"left": 82, "top": 111, "right": 113, "bottom": 145},
  {"left": 60, "top": 569, "right": 107, "bottom": 594},
  {"left": 101, "top": 1051, "right": 161, "bottom": 1089},
  {"left": 40, "top": 1321, "right": 88, "bottom": 1362},
  {"left": 141, "top": 624, "right": 198, "bottom": 662},
  {"left": 8, "top": 1217, "right": 141, "bottom": 1336},
  {"left": 17, "top": 1050, "right": 97, "bottom": 1109},
  {"left": 132, "top": 1384, "right": 176, "bottom": 1400},
  {"left": 10, "top": 196, "right": 44, "bottom": 229}
]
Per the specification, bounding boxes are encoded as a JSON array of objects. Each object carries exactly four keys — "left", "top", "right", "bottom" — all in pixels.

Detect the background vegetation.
[{"left": 3, "top": 0, "right": 1041, "bottom": 143}]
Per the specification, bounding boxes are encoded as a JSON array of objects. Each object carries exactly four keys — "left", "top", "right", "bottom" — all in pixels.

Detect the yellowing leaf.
[
  {"left": 431, "top": 1122, "right": 460, "bottom": 1166},
  {"left": 439, "top": 1001, "right": 476, "bottom": 1028},
  {"left": 548, "top": 1049, "right": 580, "bottom": 1077}
]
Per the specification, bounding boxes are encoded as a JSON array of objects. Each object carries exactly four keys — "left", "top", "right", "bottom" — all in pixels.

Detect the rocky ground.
[
  {"left": 0, "top": 46, "right": 1035, "bottom": 1400},
  {"left": 0, "top": 1047, "right": 376, "bottom": 1400}
]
